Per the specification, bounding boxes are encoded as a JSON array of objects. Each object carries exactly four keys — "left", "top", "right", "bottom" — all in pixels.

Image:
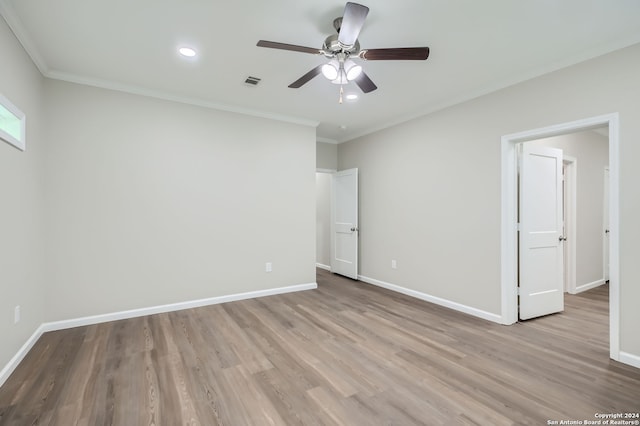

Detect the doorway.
[
  {"left": 315, "top": 168, "right": 360, "bottom": 280},
  {"left": 501, "top": 113, "right": 620, "bottom": 361},
  {"left": 316, "top": 170, "right": 334, "bottom": 271}
]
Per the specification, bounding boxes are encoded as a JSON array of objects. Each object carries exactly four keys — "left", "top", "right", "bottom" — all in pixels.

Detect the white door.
[
  {"left": 603, "top": 167, "right": 610, "bottom": 281},
  {"left": 519, "top": 145, "right": 564, "bottom": 320},
  {"left": 331, "top": 168, "right": 358, "bottom": 279}
]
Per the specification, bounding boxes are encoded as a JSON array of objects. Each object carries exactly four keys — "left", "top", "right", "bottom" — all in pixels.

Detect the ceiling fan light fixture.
[
  {"left": 331, "top": 70, "right": 349, "bottom": 85},
  {"left": 344, "top": 59, "right": 362, "bottom": 81},
  {"left": 321, "top": 60, "right": 339, "bottom": 80}
]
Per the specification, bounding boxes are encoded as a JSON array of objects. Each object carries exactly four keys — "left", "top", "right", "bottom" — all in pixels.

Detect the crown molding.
[
  {"left": 0, "top": 0, "right": 48, "bottom": 75},
  {"left": 316, "top": 137, "right": 339, "bottom": 144},
  {"left": 339, "top": 35, "right": 640, "bottom": 144},
  {"left": 46, "top": 70, "right": 319, "bottom": 128},
  {"left": 1, "top": 0, "right": 318, "bottom": 129}
]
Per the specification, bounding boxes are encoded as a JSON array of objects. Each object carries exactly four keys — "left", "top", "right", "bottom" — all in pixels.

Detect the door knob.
[
  {"left": 605, "top": 229, "right": 610, "bottom": 234},
  {"left": 350, "top": 227, "right": 359, "bottom": 232},
  {"left": 559, "top": 236, "right": 567, "bottom": 241}
]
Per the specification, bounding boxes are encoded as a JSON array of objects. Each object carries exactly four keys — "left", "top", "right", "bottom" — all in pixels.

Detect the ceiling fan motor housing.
[{"left": 323, "top": 34, "right": 360, "bottom": 56}]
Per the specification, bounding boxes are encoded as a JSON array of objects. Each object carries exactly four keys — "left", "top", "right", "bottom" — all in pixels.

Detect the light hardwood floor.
[{"left": 1, "top": 269, "right": 638, "bottom": 425}]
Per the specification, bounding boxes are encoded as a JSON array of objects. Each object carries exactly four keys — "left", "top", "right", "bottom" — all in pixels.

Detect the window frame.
[{"left": 0, "top": 93, "right": 26, "bottom": 151}]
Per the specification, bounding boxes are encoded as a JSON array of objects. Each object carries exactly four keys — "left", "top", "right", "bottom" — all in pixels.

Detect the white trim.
[
  {"left": 339, "top": 37, "right": 640, "bottom": 144},
  {"left": 316, "top": 168, "right": 337, "bottom": 173},
  {"left": 501, "top": 113, "right": 621, "bottom": 360},
  {"left": 603, "top": 166, "right": 610, "bottom": 282},
  {"left": 563, "top": 156, "right": 577, "bottom": 294},
  {"left": 0, "top": 0, "right": 49, "bottom": 75},
  {"left": 0, "top": 92, "right": 26, "bottom": 151},
  {"left": 316, "top": 137, "right": 339, "bottom": 144},
  {"left": 608, "top": 116, "right": 620, "bottom": 361},
  {"left": 619, "top": 352, "right": 640, "bottom": 369},
  {"left": 40, "top": 282, "right": 317, "bottom": 332},
  {"left": 0, "top": 324, "right": 46, "bottom": 388},
  {"left": 46, "top": 70, "right": 319, "bottom": 129},
  {"left": 358, "top": 275, "right": 503, "bottom": 324},
  {"left": 574, "top": 279, "right": 606, "bottom": 294},
  {"left": 0, "top": 282, "right": 317, "bottom": 387},
  {"left": 315, "top": 263, "right": 331, "bottom": 271}
]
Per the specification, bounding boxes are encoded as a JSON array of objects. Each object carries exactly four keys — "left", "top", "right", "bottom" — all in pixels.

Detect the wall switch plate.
[
  {"left": 391, "top": 260, "right": 397, "bottom": 269},
  {"left": 265, "top": 262, "right": 272, "bottom": 272},
  {"left": 14, "top": 305, "right": 20, "bottom": 324}
]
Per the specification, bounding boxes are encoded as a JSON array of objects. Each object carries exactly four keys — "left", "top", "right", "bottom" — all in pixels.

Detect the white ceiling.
[{"left": 2, "top": 0, "right": 640, "bottom": 143}]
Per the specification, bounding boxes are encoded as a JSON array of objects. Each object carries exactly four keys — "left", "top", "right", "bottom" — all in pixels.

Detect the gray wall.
[
  {"left": 0, "top": 17, "right": 46, "bottom": 373},
  {"left": 43, "top": 80, "right": 316, "bottom": 321},
  {"left": 1, "top": 12, "right": 317, "bottom": 373},
  {"left": 339, "top": 43, "right": 640, "bottom": 358},
  {"left": 530, "top": 130, "right": 609, "bottom": 291}
]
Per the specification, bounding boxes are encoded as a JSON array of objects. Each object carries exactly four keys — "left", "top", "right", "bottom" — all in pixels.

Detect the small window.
[{"left": 0, "top": 94, "right": 26, "bottom": 151}]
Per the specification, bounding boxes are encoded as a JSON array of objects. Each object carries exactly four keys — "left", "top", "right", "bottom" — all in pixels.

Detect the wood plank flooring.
[{"left": 1, "top": 269, "right": 639, "bottom": 425}]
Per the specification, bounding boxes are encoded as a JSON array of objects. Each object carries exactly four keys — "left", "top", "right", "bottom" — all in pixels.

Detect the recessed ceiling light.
[
  {"left": 178, "top": 47, "right": 197, "bottom": 57},
  {"left": 346, "top": 94, "right": 358, "bottom": 101}
]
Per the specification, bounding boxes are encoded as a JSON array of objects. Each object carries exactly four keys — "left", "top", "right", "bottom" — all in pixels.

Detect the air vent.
[{"left": 244, "top": 76, "right": 261, "bottom": 86}]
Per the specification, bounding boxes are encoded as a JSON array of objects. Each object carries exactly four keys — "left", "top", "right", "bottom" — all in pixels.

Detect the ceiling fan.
[{"left": 257, "top": 2, "right": 429, "bottom": 101}]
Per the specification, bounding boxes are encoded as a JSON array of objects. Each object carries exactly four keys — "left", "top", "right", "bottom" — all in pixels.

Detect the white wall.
[
  {"left": 339, "top": 43, "right": 640, "bottom": 359},
  {"left": 315, "top": 173, "right": 332, "bottom": 268},
  {"left": 0, "top": 17, "right": 46, "bottom": 373},
  {"left": 530, "top": 130, "right": 609, "bottom": 290},
  {"left": 42, "top": 79, "right": 316, "bottom": 321}
]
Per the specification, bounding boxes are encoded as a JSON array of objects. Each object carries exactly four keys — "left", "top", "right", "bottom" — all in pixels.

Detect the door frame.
[
  {"left": 501, "top": 113, "right": 620, "bottom": 361},
  {"left": 563, "top": 155, "right": 577, "bottom": 294},
  {"left": 603, "top": 166, "right": 610, "bottom": 282}
]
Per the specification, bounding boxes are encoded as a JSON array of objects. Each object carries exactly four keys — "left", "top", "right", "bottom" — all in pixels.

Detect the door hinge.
[{"left": 516, "top": 223, "right": 521, "bottom": 231}]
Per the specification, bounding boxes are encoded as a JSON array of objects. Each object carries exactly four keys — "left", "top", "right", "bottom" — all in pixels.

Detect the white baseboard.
[
  {"left": 358, "top": 275, "right": 502, "bottom": 324},
  {"left": 315, "top": 263, "right": 331, "bottom": 271},
  {"left": 0, "top": 324, "right": 46, "bottom": 388},
  {"left": 0, "top": 282, "right": 317, "bottom": 387},
  {"left": 41, "top": 282, "right": 317, "bottom": 332},
  {"left": 574, "top": 279, "right": 606, "bottom": 294},
  {"left": 619, "top": 351, "right": 640, "bottom": 369}
]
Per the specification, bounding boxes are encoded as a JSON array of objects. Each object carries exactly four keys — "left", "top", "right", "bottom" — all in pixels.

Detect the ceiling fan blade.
[
  {"left": 360, "top": 47, "right": 430, "bottom": 61},
  {"left": 288, "top": 65, "right": 324, "bottom": 88},
  {"left": 338, "top": 2, "right": 369, "bottom": 47},
  {"left": 354, "top": 71, "right": 377, "bottom": 93},
  {"left": 257, "top": 40, "right": 322, "bottom": 55}
]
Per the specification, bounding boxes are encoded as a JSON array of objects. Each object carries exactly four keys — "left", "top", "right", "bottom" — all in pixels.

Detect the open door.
[
  {"left": 519, "top": 145, "right": 564, "bottom": 320},
  {"left": 331, "top": 168, "right": 358, "bottom": 279}
]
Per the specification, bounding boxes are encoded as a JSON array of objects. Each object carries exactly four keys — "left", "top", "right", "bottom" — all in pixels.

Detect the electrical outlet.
[
  {"left": 265, "top": 262, "right": 272, "bottom": 273},
  {"left": 391, "top": 260, "right": 397, "bottom": 269},
  {"left": 14, "top": 305, "right": 20, "bottom": 324}
]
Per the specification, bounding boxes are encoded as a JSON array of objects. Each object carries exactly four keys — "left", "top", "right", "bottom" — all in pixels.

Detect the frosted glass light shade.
[
  {"left": 321, "top": 60, "right": 339, "bottom": 80},
  {"left": 344, "top": 59, "right": 362, "bottom": 80},
  {"left": 331, "top": 70, "right": 349, "bottom": 84}
]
